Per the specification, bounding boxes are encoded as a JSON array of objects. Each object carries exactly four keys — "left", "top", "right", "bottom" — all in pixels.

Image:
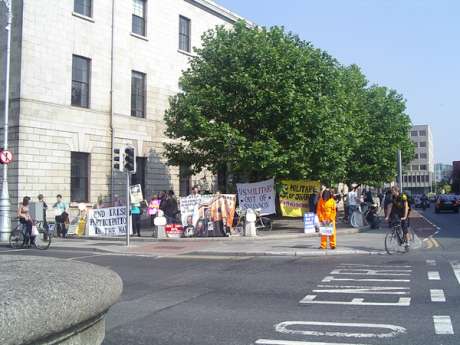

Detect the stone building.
[
  {"left": 0, "top": 0, "right": 244, "bottom": 209},
  {"left": 403, "top": 124, "right": 435, "bottom": 194}
]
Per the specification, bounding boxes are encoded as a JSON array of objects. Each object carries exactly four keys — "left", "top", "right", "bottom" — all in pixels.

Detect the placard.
[
  {"left": 236, "top": 179, "right": 276, "bottom": 215},
  {"left": 87, "top": 206, "right": 131, "bottom": 236},
  {"left": 319, "top": 225, "right": 334, "bottom": 236},
  {"left": 303, "top": 212, "right": 316, "bottom": 234},
  {"left": 279, "top": 180, "right": 321, "bottom": 217},
  {"left": 130, "top": 184, "right": 144, "bottom": 205}
]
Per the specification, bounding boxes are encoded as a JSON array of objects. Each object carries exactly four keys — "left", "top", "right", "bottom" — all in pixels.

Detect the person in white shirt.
[{"left": 347, "top": 186, "right": 358, "bottom": 222}]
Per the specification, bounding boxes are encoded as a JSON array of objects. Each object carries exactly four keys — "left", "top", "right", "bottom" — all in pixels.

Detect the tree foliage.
[{"left": 164, "top": 21, "right": 414, "bottom": 186}]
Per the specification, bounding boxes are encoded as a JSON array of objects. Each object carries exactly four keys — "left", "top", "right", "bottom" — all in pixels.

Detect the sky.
[{"left": 216, "top": 0, "right": 459, "bottom": 164}]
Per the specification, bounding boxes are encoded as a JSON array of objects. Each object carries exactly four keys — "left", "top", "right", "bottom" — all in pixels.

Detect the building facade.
[
  {"left": 402, "top": 125, "right": 434, "bottom": 194},
  {"left": 0, "top": 0, "right": 244, "bottom": 210},
  {"left": 434, "top": 163, "right": 453, "bottom": 184}
]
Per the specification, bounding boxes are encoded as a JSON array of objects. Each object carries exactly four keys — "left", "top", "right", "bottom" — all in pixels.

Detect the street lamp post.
[{"left": 0, "top": 0, "right": 13, "bottom": 242}]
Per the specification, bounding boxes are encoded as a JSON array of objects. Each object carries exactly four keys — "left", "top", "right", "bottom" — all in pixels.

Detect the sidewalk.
[{"left": 47, "top": 218, "right": 382, "bottom": 257}]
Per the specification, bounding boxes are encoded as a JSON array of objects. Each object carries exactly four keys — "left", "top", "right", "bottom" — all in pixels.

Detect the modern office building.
[
  {"left": 434, "top": 163, "right": 453, "bottom": 183},
  {"left": 0, "top": 0, "right": 245, "bottom": 210},
  {"left": 402, "top": 125, "right": 435, "bottom": 194}
]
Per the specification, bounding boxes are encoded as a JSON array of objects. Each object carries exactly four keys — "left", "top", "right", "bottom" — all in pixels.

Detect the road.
[{"left": 1, "top": 208, "right": 458, "bottom": 345}]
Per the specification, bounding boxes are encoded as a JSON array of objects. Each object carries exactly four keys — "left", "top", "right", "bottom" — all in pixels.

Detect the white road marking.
[
  {"left": 430, "top": 289, "right": 446, "bottom": 302},
  {"left": 428, "top": 271, "right": 441, "bottom": 280},
  {"left": 433, "top": 315, "right": 454, "bottom": 335},
  {"left": 450, "top": 261, "right": 460, "bottom": 286},
  {"left": 299, "top": 295, "right": 411, "bottom": 306},
  {"left": 67, "top": 254, "right": 109, "bottom": 260},
  {"left": 275, "top": 321, "right": 407, "bottom": 338},
  {"left": 338, "top": 264, "right": 412, "bottom": 268},
  {"left": 322, "top": 276, "right": 410, "bottom": 283},
  {"left": 426, "top": 259, "right": 436, "bottom": 266},
  {"left": 330, "top": 269, "right": 411, "bottom": 276},
  {"left": 314, "top": 285, "right": 410, "bottom": 295},
  {"left": 255, "top": 340, "right": 368, "bottom": 345}
]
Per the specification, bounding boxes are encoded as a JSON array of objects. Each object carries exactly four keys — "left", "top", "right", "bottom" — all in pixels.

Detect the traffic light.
[
  {"left": 113, "top": 147, "right": 124, "bottom": 171},
  {"left": 124, "top": 146, "right": 136, "bottom": 174}
]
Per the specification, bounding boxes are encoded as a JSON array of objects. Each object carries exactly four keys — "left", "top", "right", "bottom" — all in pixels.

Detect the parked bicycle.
[
  {"left": 384, "top": 220, "right": 415, "bottom": 255},
  {"left": 9, "top": 219, "right": 53, "bottom": 250},
  {"left": 234, "top": 208, "right": 272, "bottom": 233}
]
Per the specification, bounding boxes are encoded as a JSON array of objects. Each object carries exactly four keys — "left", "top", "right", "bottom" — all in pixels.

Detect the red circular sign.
[{"left": 0, "top": 150, "right": 13, "bottom": 164}]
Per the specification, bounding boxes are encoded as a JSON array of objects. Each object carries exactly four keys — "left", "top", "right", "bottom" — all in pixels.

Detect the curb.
[
  {"left": 67, "top": 226, "right": 371, "bottom": 243},
  {"left": 186, "top": 249, "right": 385, "bottom": 257}
]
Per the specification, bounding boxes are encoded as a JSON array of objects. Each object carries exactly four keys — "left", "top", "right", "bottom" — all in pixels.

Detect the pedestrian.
[
  {"left": 164, "top": 190, "right": 179, "bottom": 224},
  {"left": 191, "top": 185, "right": 200, "bottom": 197},
  {"left": 383, "top": 190, "right": 393, "bottom": 218},
  {"left": 53, "top": 194, "right": 68, "bottom": 238},
  {"left": 113, "top": 194, "right": 124, "bottom": 207},
  {"left": 347, "top": 185, "right": 358, "bottom": 224},
  {"left": 148, "top": 193, "right": 161, "bottom": 226},
  {"left": 37, "top": 194, "right": 49, "bottom": 238},
  {"left": 308, "top": 189, "right": 318, "bottom": 214},
  {"left": 316, "top": 189, "right": 337, "bottom": 250},
  {"left": 17, "top": 196, "right": 34, "bottom": 247},
  {"left": 131, "top": 203, "right": 142, "bottom": 237}
]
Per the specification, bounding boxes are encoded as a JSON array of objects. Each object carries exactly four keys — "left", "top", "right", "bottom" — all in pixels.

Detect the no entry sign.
[{"left": 0, "top": 150, "right": 13, "bottom": 164}]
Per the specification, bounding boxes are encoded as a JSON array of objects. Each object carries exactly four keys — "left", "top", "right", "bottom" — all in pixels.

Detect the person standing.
[
  {"left": 131, "top": 203, "right": 142, "bottom": 237},
  {"left": 38, "top": 194, "right": 49, "bottom": 239},
  {"left": 316, "top": 189, "right": 337, "bottom": 250},
  {"left": 18, "top": 196, "right": 34, "bottom": 246},
  {"left": 53, "top": 194, "right": 68, "bottom": 238},
  {"left": 148, "top": 194, "right": 160, "bottom": 226},
  {"left": 347, "top": 186, "right": 358, "bottom": 223},
  {"left": 164, "top": 190, "right": 179, "bottom": 224}
]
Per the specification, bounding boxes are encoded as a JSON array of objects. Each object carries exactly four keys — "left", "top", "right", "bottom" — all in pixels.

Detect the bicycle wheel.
[
  {"left": 350, "top": 211, "right": 363, "bottom": 228},
  {"left": 263, "top": 217, "right": 272, "bottom": 231},
  {"left": 9, "top": 227, "right": 24, "bottom": 249},
  {"left": 385, "top": 230, "right": 400, "bottom": 255},
  {"left": 34, "top": 225, "right": 51, "bottom": 250}
]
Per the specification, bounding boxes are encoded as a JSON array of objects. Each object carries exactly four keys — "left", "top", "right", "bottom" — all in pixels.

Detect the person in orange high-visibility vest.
[{"left": 316, "top": 189, "right": 337, "bottom": 249}]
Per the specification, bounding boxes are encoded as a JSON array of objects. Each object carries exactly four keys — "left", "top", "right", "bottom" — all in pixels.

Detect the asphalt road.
[{"left": 1, "top": 209, "right": 459, "bottom": 345}]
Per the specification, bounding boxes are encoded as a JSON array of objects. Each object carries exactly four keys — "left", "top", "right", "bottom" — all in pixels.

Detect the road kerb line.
[
  {"left": 430, "top": 289, "right": 446, "bottom": 302},
  {"left": 428, "top": 271, "right": 440, "bottom": 280},
  {"left": 451, "top": 261, "right": 460, "bottom": 286},
  {"left": 433, "top": 315, "right": 454, "bottom": 335},
  {"left": 255, "top": 340, "right": 369, "bottom": 345}
]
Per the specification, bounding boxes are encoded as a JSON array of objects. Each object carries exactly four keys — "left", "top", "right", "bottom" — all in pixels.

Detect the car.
[{"left": 435, "top": 195, "right": 460, "bottom": 213}]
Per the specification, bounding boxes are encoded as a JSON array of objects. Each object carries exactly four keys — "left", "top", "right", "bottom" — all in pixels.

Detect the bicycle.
[
  {"left": 233, "top": 208, "right": 273, "bottom": 233},
  {"left": 9, "top": 220, "right": 52, "bottom": 250},
  {"left": 350, "top": 203, "right": 367, "bottom": 228},
  {"left": 384, "top": 220, "right": 414, "bottom": 255}
]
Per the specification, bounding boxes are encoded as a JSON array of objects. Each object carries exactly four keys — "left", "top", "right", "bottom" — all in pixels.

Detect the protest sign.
[
  {"left": 236, "top": 179, "right": 276, "bottom": 215},
  {"left": 87, "top": 206, "right": 131, "bottom": 236},
  {"left": 179, "top": 194, "right": 236, "bottom": 236},
  {"left": 303, "top": 212, "right": 316, "bottom": 234},
  {"left": 130, "top": 184, "right": 143, "bottom": 205},
  {"left": 279, "top": 180, "right": 321, "bottom": 217}
]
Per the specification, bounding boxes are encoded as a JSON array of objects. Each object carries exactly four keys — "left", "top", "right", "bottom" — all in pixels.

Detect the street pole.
[
  {"left": 397, "top": 149, "right": 403, "bottom": 193},
  {"left": 0, "top": 0, "right": 12, "bottom": 242},
  {"left": 126, "top": 172, "right": 130, "bottom": 247}
]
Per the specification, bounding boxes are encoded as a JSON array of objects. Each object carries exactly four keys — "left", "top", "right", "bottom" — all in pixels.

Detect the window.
[
  {"left": 410, "top": 131, "right": 418, "bottom": 137},
  {"left": 419, "top": 130, "right": 427, "bottom": 136},
  {"left": 414, "top": 153, "right": 419, "bottom": 159},
  {"left": 420, "top": 164, "right": 427, "bottom": 171},
  {"left": 71, "top": 152, "right": 89, "bottom": 202},
  {"left": 131, "top": 157, "right": 146, "bottom": 194},
  {"left": 426, "top": 175, "right": 430, "bottom": 183},
  {"left": 131, "top": 71, "right": 146, "bottom": 118},
  {"left": 420, "top": 153, "right": 427, "bottom": 159},
  {"left": 74, "top": 0, "right": 92, "bottom": 17},
  {"left": 71, "top": 55, "right": 91, "bottom": 108},
  {"left": 417, "top": 175, "right": 421, "bottom": 183},
  {"left": 132, "top": 0, "right": 146, "bottom": 36},
  {"left": 179, "top": 165, "right": 192, "bottom": 197},
  {"left": 419, "top": 141, "right": 427, "bottom": 148},
  {"left": 408, "top": 176, "right": 413, "bottom": 183},
  {"left": 413, "top": 142, "right": 418, "bottom": 147},
  {"left": 179, "top": 16, "right": 191, "bottom": 52},
  {"left": 403, "top": 176, "right": 408, "bottom": 183},
  {"left": 411, "top": 165, "right": 419, "bottom": 171}
]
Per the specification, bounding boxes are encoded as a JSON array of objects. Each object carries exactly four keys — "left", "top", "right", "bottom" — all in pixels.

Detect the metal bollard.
[
  {"left": 244, "top": 208, "right": 257, "bottom": 237},
  {"left": 154, "top": 211, "right": 167, "bottom": 239}
]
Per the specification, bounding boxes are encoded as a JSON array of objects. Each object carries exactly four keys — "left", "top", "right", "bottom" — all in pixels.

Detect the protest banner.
[
  {"left": 130, "top": 184, "right": 143, "bottom": 205},
  {"left": 279, "top": 180, "right": 321, "bottom": 217},
  {"left": 87, "top": 206, "right": 131, "bottom": 236},
  {"left": 236, "top": 178, "right": 276, "bottom": 215},
  {"left": 179, "top": 194, "right": 236, "bottom": 236}
]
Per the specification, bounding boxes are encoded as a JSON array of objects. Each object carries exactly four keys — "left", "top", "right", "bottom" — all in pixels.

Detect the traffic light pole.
[{"left": 126, "top": 171, "right": 130, "bottom": 247}]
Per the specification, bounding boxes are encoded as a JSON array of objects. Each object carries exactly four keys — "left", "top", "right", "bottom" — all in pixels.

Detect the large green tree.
[{"left": 164, "top": 21, "right": 413, "bottom": 186}]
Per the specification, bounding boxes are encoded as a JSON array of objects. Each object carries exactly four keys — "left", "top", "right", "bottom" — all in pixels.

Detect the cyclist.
[
  {"left": 385, "top": 186, "right": 411, "bottom": 249},
  {"left": 17, "top": 196, "right": 34, "bottom": 247}
]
